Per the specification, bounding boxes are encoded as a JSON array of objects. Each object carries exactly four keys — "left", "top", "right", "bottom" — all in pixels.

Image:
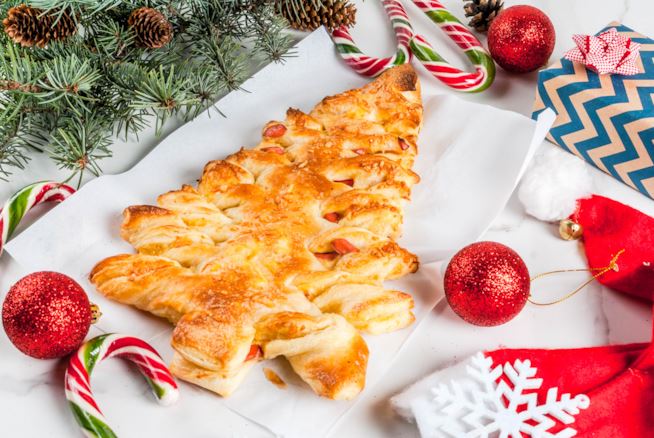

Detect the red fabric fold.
[
  {"left": 486, "top": 304, "right": 654, "bottom": 436},
  {"left": 572, "top": 195, "right": 654, "bottom": 302}
]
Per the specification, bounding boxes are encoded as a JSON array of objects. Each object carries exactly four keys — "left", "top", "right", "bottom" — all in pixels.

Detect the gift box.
[{"left": 533, "top": 23, "right": 654, "bottom": 199}]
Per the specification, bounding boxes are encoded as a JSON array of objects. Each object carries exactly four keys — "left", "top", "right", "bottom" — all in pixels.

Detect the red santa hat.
[
  {"left": 487, "top": 331, "right": 654, "bottom": 437},
  {"left": 392, "top": 314, "right": 654, "bottom": 437},
  {"left": 518, "top": 146, "right": 654, "bottom": 302}
]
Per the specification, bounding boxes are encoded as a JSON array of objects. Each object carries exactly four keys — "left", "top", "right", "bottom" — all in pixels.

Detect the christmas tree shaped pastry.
[{"left": 91, "top": 65, "right": 422, "bottom": 400}]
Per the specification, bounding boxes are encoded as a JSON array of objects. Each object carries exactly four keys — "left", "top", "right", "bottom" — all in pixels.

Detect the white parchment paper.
[{"left": 6, "top": 29, "right": 553, "bottom": 437}]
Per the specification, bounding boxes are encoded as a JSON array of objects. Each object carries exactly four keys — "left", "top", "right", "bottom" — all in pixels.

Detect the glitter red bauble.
[
  {"left": 2, "top": 272, "right": 92, "bottom": 359},
  {"left": 487, "top": 5, "right": 555, "bottom": 73},
  {"left": 444, "top": 241, "right": 530, "bottom": 326}
]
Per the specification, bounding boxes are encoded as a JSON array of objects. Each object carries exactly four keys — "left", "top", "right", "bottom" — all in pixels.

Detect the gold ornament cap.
[
  {"left": 559, "top": 219, "right": 583, "bottom": 240},
  {"left": 90, "top": 303, "right": 102, "bottom": 324}
]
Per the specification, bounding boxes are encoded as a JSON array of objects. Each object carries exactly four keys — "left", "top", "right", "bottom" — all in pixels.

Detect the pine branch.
[
  {"left": 250, "top": 10, "right": 295, "bottom": 62},
  {"left": 48, "top": 114, "right": 112, "bottom": 187},
  {"left": 130, "top": 65, "right": 198, "bottom": 134},
  {"left": 192, "top": 35, "right": 249, "bottom": 91},
  {"left": 36, "top": 54, "right": 102, "bottom": 114},
  {"left": 182, "top": 64, "right": 226, "bottom": 120},
  {"left": 0, "top": 118, "right": 30, "bottom": 181},
  {"left": 0, "top": 79, "right": 40, "bottom": 92},
  {"left": 89, "top": 20, "right": 135, "bottom": 58},
  {"left": 0, "top": 0, "right": 295, "bottom": 182},
  {"left": 104, "top": 62, "right": 151, "bottom": 138},
  {"left": 0, "top": 41, "right": 41, "bottom": 91}
]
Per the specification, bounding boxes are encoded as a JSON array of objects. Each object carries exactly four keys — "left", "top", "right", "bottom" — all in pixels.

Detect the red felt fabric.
[
  {"left": 486, "top": 304, "right": 654, "bottom": 437},
  {"left": 572, "top": 195, "right": 654, "bottom": 302}
]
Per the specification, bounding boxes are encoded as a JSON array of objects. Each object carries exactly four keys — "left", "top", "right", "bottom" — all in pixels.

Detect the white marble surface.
[{"left": 1, "top": 1, "right": 654, "bottom": 437}]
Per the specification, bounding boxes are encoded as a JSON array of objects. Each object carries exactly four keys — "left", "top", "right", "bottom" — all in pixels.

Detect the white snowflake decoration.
[{"left": 423, "top": 353, "right": 590, "bottom": 438}]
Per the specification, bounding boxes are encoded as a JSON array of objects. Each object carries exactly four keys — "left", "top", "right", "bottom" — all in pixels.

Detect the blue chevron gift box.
[{"left": 533, "top": 23, "right": 654, "bottom": 199}]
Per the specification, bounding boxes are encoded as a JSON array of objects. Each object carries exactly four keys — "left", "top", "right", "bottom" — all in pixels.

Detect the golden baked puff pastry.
[{"left": 91, "top": 64, "right": 422, "bottom": 400}]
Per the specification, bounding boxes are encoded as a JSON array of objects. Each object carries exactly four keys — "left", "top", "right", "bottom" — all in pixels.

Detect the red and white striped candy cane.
[
  {"left": 332, "top": 0, "right": 495, "bottom": 92},
  {"left": 332, "top": 0, "right": 413, "bottom": 77},
  {"left": 410, "top": 0, "right": 495, "bottom": 92},
  {"left": 65, "top": 334, "right": 179, "bottom": 438},
  {"left": 0, "top": 181, "right": 75, "bottom": 256}
]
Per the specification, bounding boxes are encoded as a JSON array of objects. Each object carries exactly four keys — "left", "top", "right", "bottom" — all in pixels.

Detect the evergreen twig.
[{"left": 0, "top": 0, "right": 295, "bottom": 184}]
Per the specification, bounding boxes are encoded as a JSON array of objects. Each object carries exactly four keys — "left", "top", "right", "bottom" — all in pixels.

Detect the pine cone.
[
  {"left": 128, "top": 7, "right": 173, "bottom": 49},
  {"left": 463, "top": 0, "right": 504, "bottom": 32},
  {"left": 3, "top": 4, "right": 76, "bottom": 48},
  {"left": 281, "top": 0, "right": 356, "bottom": 32}
]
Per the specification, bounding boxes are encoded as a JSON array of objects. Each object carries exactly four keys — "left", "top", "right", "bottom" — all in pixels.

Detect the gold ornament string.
[{"left": 528, "top": 249, "right": 625, "bottom": 306}]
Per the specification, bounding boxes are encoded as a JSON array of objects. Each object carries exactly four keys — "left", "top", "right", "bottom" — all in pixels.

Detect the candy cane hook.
[
  {"left": 0, "top": 181, "right": 75, "bottom": 256},
  {"left": 410, "top": 0, "right": 495, "bottom": 92},
  {"left": 332, "top": 0, "right": 413, "bottom": 77},
  {"left": 65, "top": 334, "right": 179, "bottom": 438}
]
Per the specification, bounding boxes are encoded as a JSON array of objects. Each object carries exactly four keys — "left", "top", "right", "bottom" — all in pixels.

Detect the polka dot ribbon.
[
  {"left": 0, "top": 181, "right": 75, "bottom": 256},
  {"left": 564, "top": 28, "right": 641, "bottom": 76},
  {"left": 65, "top": 334, "right": 179, "bottom": 438},
  {"left": 332, "top": 0, "right": 496, "bottom": 92}
]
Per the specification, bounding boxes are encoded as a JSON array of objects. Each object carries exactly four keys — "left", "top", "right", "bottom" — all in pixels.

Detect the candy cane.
[
  {"left": 331, "top": 0, "right": 495, "bottom": 93},
  {"left": 0, "top": 181, "right": 75, "bottom": 255},
  {"left": 65, "top": 334, "right": 179, "bottom": 438},
  {"left": 332, "top": 0, "right": 412, "bottom": 77},
  {"left": 410, "top": 0, "right": 495, "bottom": 92}
]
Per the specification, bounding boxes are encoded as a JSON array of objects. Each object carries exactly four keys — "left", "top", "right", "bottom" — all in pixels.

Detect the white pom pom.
[{"left": 518, "top": 145, "right": 594, "bottom": 222}]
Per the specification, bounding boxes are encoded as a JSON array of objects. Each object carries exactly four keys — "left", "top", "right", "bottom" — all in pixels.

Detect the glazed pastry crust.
[{"left": 91, "top": 65, "right": 423, "bottom": 400}]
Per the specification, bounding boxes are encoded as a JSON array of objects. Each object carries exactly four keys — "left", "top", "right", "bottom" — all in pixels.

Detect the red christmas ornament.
[
  {"left": 487, "top": 5, "right": 555, "bottom": 73},
  {"left": 2, "top": 272, "right": 96, "bottom": 359},
  {"left": 444, "top": 241, "right": 530, "bottom": 326}
]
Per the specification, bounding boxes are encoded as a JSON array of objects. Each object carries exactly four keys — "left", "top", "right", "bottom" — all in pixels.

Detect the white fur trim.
[{"left": 518, "top": 145, "right": 593, "bottom": 222}]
